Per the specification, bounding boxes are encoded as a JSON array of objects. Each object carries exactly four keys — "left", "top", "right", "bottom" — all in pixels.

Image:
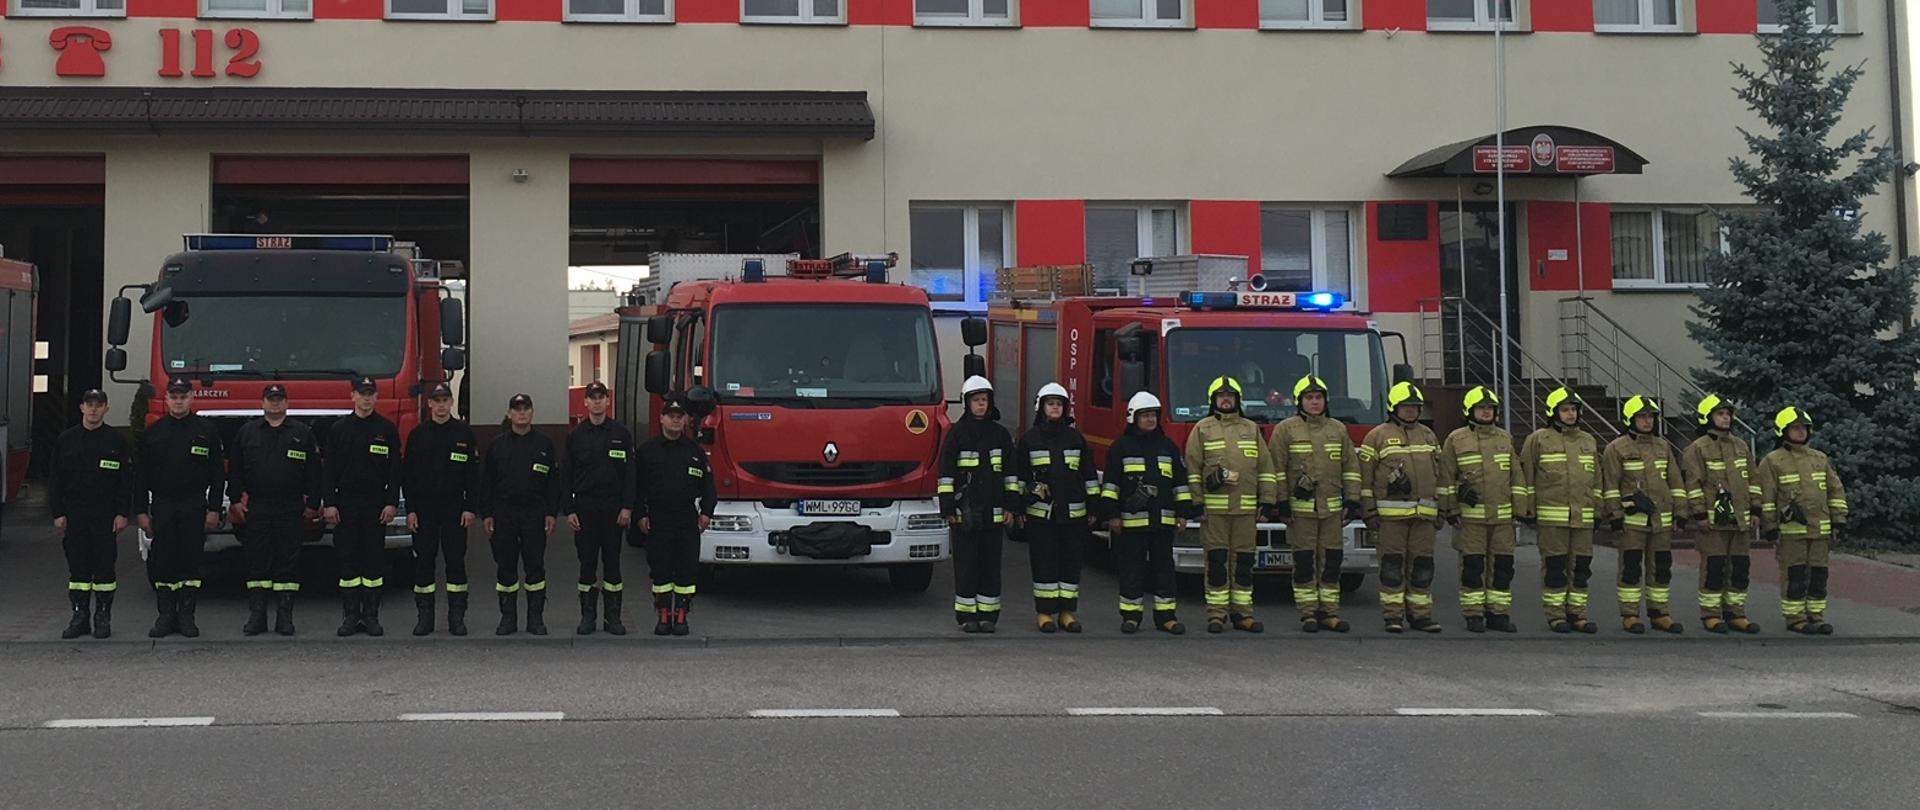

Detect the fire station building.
[{"left": 0, "top": 0, "right": 1914, "bottom": 426}]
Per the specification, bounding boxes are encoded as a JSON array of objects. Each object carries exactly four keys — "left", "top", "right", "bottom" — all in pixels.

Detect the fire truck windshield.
[
  {"left": 710, "top": 303, "right": 940, "bottom": 405},
  {"left": 1166, "top": 328, "right": 1388, "bottom": 424},
  {"left": 161, "top": 295, "right": 407, "bottom": 378}
]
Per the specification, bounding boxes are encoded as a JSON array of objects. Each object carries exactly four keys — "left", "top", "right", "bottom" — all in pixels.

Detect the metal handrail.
[
  {"left": 1559, "top": 295, "right": 1761, "bottom": 450},
  {"left": 1421, "top": 296, "right": 1621, "bottom": 440}
]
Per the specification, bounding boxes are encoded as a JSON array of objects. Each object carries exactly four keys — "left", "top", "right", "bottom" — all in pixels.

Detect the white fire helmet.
[
  {"left": 1126, "top": 391, "right": 1163, "bottom": 423},
  {"left": 1034, "top": 382, "right": 1070, "bottom": 410},
  {"left": 961, "top": 376, "right": 994, "bottom": 400}
]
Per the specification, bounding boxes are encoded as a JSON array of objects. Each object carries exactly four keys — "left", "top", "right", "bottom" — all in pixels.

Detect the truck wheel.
[
  {"left": 888, "top": 563, "right": 934, "bottom": 593},
  {"left": 1340, "top": 573, "right": 1366, "bottom": 595}
]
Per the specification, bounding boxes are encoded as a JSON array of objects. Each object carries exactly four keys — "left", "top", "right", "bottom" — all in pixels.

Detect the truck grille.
[{"left": 740, "top": 462, "right": 918, "bottom": 487}]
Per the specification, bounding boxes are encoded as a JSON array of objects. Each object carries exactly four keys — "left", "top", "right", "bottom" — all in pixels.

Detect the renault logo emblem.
[{"left": 823, "top": 442, "right": 840, "bottom": 464}]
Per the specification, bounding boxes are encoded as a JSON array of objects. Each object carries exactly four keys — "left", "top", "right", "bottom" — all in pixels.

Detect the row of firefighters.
[
  {"left": 46, "top": 378, "right": 716, "bottom": 640},
  {"left": 939, "top": 374, "right": 1848, "bottom": 636}
]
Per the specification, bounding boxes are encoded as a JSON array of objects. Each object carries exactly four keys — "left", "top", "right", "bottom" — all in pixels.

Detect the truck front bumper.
[
  {"left": 700, "top": 499, "right": 949, "bottom": 566},
  {"left": 1170, "top": 520, "right": 1377, "bottom": 577}
]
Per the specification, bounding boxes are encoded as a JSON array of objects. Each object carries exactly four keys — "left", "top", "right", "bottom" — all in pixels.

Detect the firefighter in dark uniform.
[
  {"left": 937, "top": 376, "right": 1020, "bottom": 633},
  {"left": 50, "top": 389, "right": 134, "bottom": 640},
  {"left": 565, "top": 381, "right": 637, "bottom": 636},
  {"left": 324, "top": 376, "right": 403, "bottom": 637},
  {"left": 1016, "top": 382, "right": 1099, "bottom": 634},
  {"left": 136, "top": 378, "right": 224, "bottom": 639},
  {"left": 480, "top": 393, "right": 563, "bottom": 636},
  {"left": 403, "top": 382, "right": 480, "bottom": 636},
  {"left": 228, "top": 383, "right": 324, "bottom": 637},
  {"left": 1099, "top": 391, "right": 1194, "bottom": 634},
  {"left": 635, "top": 394, "right": 716, "bottom": 636}
]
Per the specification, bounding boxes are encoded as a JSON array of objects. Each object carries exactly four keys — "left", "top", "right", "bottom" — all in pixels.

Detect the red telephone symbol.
[{"left": 50, "top": 26, "right": 113, "bottom": 78}]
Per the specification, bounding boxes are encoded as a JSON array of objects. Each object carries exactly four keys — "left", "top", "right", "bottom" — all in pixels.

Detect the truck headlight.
[
  {"left": 905, "top": 513, "right": 946, "bottom": 531},
  {"left": 709, "top": 515, "right": 754, "bottom": 533}
]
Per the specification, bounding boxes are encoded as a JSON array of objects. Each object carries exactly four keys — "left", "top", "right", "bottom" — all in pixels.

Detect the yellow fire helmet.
[
  {"left": 1695, "top": 393, "right": 1733, "bottom": 426},
  {"left": 1544, "top": 386, "right": 1583, "bottom": 419},
  {"left": 1387, "top": 381, "right": 1425, "bottom": 410},
  {"left": 1621, "top": 395, "right": 1660, "bottom": 427},
  {"left": 1461, "top": 385, "right": 1500, "bottom": 418},
  {"left": 1292, "top": 375, "right": 1329, "bottom": 401},
  {"left": 1207, "top": 376, "right": 1243, "bottom": 402},
  {"left": 1773, "top": 405, "right": 1812, "bottom": 437}
]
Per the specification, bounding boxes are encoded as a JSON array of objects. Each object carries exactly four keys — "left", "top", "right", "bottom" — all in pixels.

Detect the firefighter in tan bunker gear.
[
  {"left": 1185, "top": 376, "right": 1277, "bottom": 634},
  {"left": 1601, "top": 395, "right": 1688, "bottom": 635},
  {"left": 1359, "top": 382, "right": 1443, "bottom": 634},
  {"left": 1680, "top": 394, "right": 1762, "bottom": 634},
  {"left": 1515, "top": 387, "right": 1602, "bottom": 634},
  {"left": 1756, "top": 406, "right": 1848, "bottom": 636},
  {"left": 1266, "top": 375, "right": 1362, "bottom": 633},
  {"left": 1439, "top": 386, "right": 1520, "bottom": 634}
]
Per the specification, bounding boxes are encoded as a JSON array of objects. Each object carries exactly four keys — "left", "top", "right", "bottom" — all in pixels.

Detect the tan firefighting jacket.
[
  {"left": 1515, "top": 425, "right": 1602, "bottom": 527},
  {"left": 1185, "top": 412, "right": 1275, "bottom": 516},
  {"left": 1601, "top": 432, "right": 1686, "bottom": 530},
  {"left": 1358, "top": 420, "right": 1441, "bottom": 522},
  {"left": 1439, "top": 423, "right": 1518, "bottom": 524},
  {"left": 1267, "top": 413, "right": 1359, "bottom": 519},
  {"left": 1681, "top": 430, "right": 1758, "bottom": 531},
  {"left": 1756, "top": 443, "right": 1849, "bottom": 539}
]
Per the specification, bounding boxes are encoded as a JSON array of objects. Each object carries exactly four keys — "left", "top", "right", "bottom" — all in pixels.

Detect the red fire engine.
[
  {"left": 103, "top": 234, "right": 468, "bottom": 559},
  {"left": 619, "top": 254, "right": 983, "bottom": 593},
  {"left": 0, "top": 258, "right": 36, "bottom": 510},
  {"left": 987, "top": 264, "right": 1414, "bottom": 589}
]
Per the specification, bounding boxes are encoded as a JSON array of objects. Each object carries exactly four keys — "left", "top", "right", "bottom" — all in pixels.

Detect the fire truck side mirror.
[
  {"left": 960, "top": 317, "right": 987, "bottom": 348},
  {"left": 439, "top": 298, "right": 466, "bottom": 347},
  {"left": 440, "top": 346, "right": 467, "bottom": 373},
  {"left": 685, "top": 385, "right": 718, "bottom": 418},
  {"left": 1117, "top": 359, "right": 1146, "bottom": 402},
  {"left": 161, "top": 301, "right": 191, "bottom": 328},
  {"left": 646, "top": 314, "right": 673, "bottom": 346},
  {"left": 104, "top": 347, "right": 128, "bottom": 374},
  {"left": 107, "top": 296, "right": 132, "bottom": 346},
  {"left": 644, "top": 351, "right": 670, "bottom": 395},
  {"left": 1392, "top": 363, "right": 1416, "bottom": 385},
  {"left": 963, "top": 354, "right": 987, "bottom": 380}
]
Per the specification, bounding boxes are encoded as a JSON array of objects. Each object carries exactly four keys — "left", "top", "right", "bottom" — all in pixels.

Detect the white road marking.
[
  {"left": 398, "top": 711, "right": 566, "bottom": 722},
  {"left": 1696, "top": 711, "right": 1859, "bottom": 719},
  {"left": 44, "top": 716, "right": 216, "bottom": 729},
  {"left": 1067, "top": 707, "right": 1226, "bottom": 717},
  {"left": 749, "top": 709, "right": 902, "bottom": 719},
  {"left": 1395, "top": 708, "right": 1553, "bottom": 717}
]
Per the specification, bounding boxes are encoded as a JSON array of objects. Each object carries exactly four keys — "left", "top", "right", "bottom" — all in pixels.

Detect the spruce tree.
[{"left": 1686, "top": 0, "right": 1920, "bottom": 546}]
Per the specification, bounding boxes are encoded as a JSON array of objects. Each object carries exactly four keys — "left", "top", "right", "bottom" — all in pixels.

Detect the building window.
[
  {"left": 1758, "top": 0, "right": 1839, "bottom": 30},
  {"left": 910, "top": 204, "right": 1011, "bottom": 310},
  {"left": 1260, "top": 0, "right": 1349, "bottom": 28},
  {"left": 1260, "top": 206, "right": 1355, "bottom": 298},
  {"left": 743, "top": 0, "right": 844, "bottom": 23},
  {"left": 1427, "top": 0, "right": 1511, "bottom": 29},
  {"left": 915, "top": 0, "right": 1011, "bottom": 25},
  {"left": 1085, "top": 205, "right": 1182, "bottom": 291},
  {"left": 1593, "top": 0, "right": 1677, "bottom": 30},
  {"left": 1611, "top": 208, "right": 1725, "bottom": 288},
  {"left": 388, "top": 0, "right": 492, "bottom": 18},
  {"left": 203, "top": 0, "right": 310, "bottom": 17},
  {"left": 1091, "top": 0, "right": 1187, "bottom": 28},
  {"left": 9, "top": 0, "right": 124, "bottom": 16},
  {"left": 566, "top": 0, "right": 671, "bottom": 21}
]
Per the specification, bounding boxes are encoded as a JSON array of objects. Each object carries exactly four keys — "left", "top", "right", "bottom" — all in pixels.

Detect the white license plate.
[
  {"left": 1256, "top": 549, "right": 1291, "bottom": 569},
  {"left": 798, "top": 499, "right": 861, "bottom": 516}
]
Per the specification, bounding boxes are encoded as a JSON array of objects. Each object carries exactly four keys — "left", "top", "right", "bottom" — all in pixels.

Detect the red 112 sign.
[{"left": 26, "top": 26, "right": 262, "bottom": 79}]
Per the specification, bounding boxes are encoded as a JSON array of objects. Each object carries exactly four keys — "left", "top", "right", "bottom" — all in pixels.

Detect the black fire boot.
[
  {"left": 1486, "top": 614, "right": 1517, "bottom": 633},
  {"left": 1465, "top": 616, "right": 1488, "bottom": 634},
  {"left": 92, "top": 590, "right": 115, "bottom": 639},
  {"left": 274, "top": 592, "right": 296, "bottom": 637},
  {"left": 446, "top": 591, "right": 469, "bottom": 636},
  {"left": 603, "top": 589, "right": 627, "bottom": 636},
  {"left": 176, "top": 588, "right": 201, "bottom": 638},
  {"left": 654, "top": 594, "right": 672, "bottom": 636},
  {"left": 671, "top": 594, "right": 691, "bottom": 637},
  {"left": 149, "top": 589, "right": 177, "bottom": 639},
  {"left": 62, "top": 590, "right": 91, "bottom": 640},
  {"left": 495, "top": 591, "right": 518, "bottom": 636},
  {"left": 362, "top": 590, "right": 385, "bottom": 637},
  {"left": 413, "top": 593, "right": 435, "bottom": 637},
  {"left": 1408, "top": 616, "right": 1442, "bottom": 634},
  {"left": 243, "top": 590, "right": 269, "bottom": 636},
  {"left": 525, "top": 591, "right": 548, "bottom": 636},
  {"left": 576, "top": 589, "right": 597, "bottom": 636},
  {"left": 337, "top": 590, "right": 362, "bottom": 637}
]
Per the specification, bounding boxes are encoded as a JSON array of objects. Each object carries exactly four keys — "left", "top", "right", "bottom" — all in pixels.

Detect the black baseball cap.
[
  {"left": 263, "top": 384, "right": 288, "bottom": 400},
  {"left": 165, "top": 378, "right": 191, "bottom": 395},
  {"left": 351, "top": 376, "right": 378, "bottom": 395},
  {"left": 81, "top": 388, "right": 109, "bottom": 404},
  {"left": 662, "top": 395, "right": 688, "bottom": 415},
  {"left": 427, "top": 382, "right": 453, "bottom": 400},
  {"left": 508, "top": 393, "right": 534, "bottom": 410},
  {"left": 584, "top": 381, "right": 610, "bottom": 399}
]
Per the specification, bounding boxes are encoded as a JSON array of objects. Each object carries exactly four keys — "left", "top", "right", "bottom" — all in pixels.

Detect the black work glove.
[
  {"left": 1260, "top": 503, "right": 1283, "bottom": 522},
  {"left": 1517, "top": 515, "right": 1538, "bottom": 526},
  {"left": 1458, "top": 482, "right": 1482, "bottom": 508},
  {"left": 1273, "top": 501, "right": 1292, "bottom": 520},
  {"left": 1691, "top": 513, "right": 1708, "bottom": 525},
  {"left": 1343, "top": 502, "right": 1366, "bottom": 523},
  {"left": 1762, "top": 528, "right": 1781, "bottom": 542},
  {"left": 1205, "top": 468, "right": 1230, "bottom": 492},
  {"left": 1445, "top": 514, "right": 1460, "bottom": 528},
  {"left": 1607, "top": 517, "right": 1625, "bottom": 533},
  {"left": 1750, "top": 505, "right": 1764, "bottom": 519}
]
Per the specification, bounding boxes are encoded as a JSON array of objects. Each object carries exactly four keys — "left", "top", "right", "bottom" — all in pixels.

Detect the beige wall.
[
  {"left": 0, "top": 16, "right": 1903, "bottom": 404},
  {"left": 569, "top": 332, "right": 617, "bottom": 388}
]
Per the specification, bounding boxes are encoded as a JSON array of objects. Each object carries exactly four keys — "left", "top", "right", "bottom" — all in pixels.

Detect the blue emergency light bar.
[
  {"left": 184, "top": 234, "right": 395, "bottom": 252},
  {"left": 1180, "top": 290, "right": 1345, "bottom": 311}
]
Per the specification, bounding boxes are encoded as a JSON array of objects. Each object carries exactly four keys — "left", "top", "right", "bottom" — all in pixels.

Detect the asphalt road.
[{"left": 2, "top": 641, "right": 1916, "bottom": 808}]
